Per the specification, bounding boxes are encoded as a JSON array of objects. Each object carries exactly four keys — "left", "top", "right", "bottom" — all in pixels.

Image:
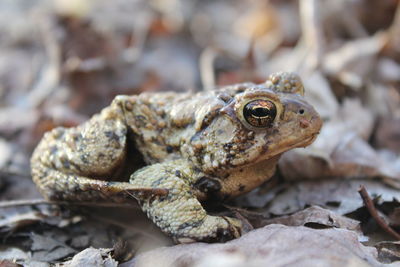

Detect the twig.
[
  {"left": 0, "top": 169, "right": 31, "bottom": 178},
  {"left": 199, "top": 47, "right": 217, "bottom": 91},
  {"left": 299, "top": 0, "right": 325, "bottom": 70},
  {"left": 26, "top": 15, "right": 61, "bottom": 108},
  {"left": 0, "top": 198, "right": 139, "bottom": 209},
  {"left": 358, "top": 185, "right": 400, "bottom": 240}
]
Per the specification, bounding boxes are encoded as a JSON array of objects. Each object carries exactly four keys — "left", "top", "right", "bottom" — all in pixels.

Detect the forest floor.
[{"left": 0, "top": 0, "right": 399, "bottom": 266}]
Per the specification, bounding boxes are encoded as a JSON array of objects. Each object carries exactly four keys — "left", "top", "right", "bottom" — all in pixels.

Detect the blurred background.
[{"left": 0, "top": 0, "right": 400, "bottom": 265}]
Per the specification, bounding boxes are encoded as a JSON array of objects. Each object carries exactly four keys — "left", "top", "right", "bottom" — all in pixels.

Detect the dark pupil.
[
  {"left": 252, "top": 107, "right": 269, "bottom": 117},
  {"left": 243, "top": 100, "right": 276, "bottom": 127}
]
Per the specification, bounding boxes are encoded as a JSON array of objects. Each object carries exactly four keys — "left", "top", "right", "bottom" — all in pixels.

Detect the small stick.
[
  {"left": 299, "top": 0, "right": 325, "bottom": 70},
  {"left": 0, "top": 199, "right": 139, "bottom": 209},
  {"left": 358, "top": 185, "right": 400, "bottom": 240},
  {"left": 199, "top": 47, "right": 217, "bottom": 92}
]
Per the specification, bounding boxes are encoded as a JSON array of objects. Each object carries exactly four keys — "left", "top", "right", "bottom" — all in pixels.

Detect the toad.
[{"left": 31, "top": 72, "right": 322, "bottom": 243}]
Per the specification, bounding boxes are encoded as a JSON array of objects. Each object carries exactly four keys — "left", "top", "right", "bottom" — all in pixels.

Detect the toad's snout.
[
  {"left": 298, "top": 112, "right": 322, "bottom": 134},
  {"left": 283, "top": 97, "right": 323, "bottom": 135}
]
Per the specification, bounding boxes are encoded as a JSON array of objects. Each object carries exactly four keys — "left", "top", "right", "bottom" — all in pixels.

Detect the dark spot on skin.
[
  {"left": 151, "top": 177, "right": 167, "bottom": 187},
  {"left": 226, "top": 153, "right": 235, "bottom": 160},
  {"left": 217, "top": 93, "right": 232, "bottom": 103},
  {"left": 199, "top": 109, "right": 221, "bottom": 130},
  {"left": 177, "top": 219, "right": 204, "bottom": 231},
  {"left": 223, "top": 143, "right": 232, "bottom": 150},
  {"left": 47, "top": 191, "right": 62, "bottom": 201},
  {"left": 61, "top": 158, "right": 70, "bottom": 169},
  {"left": 238, "top": 184, "right": 245, "bottom": 192},
  {"left": 262, "top": 139, "right": 272, "bottom": 152},
  {"left": 166, "top": 145, "right": 174, "bottom": 153},
  {"left": 104, "top": 131, "right": 120, "bottom": 142},
  {"left": 221, "top": 173, "right": 230, "bottom": 179},
  {"left": 215, "top": 227, "right": 235, "bottom": 243},
  {"left": 50, "top": 146, "right": 58, "bottom": 155},
  {"left": 198, "top": 226, "right": 236, "bottom": 243},
  {"left": 158, "top": 193, "right": 173, "bottom": 202},
  {"left": 151, "top": 137, "right": 162, "bottom": 146},
  {"left": 80, "top": 154, "right": 89, "bottom": 164},
  {"left": 194, "top": 177, "right": 221, "bottom": 194},
  {"left": 239, "top": 169, "right": 243, "bottom": 173},
  {"left": 97, "top": 153, "right": 105, "bottom": 160},
  {"left": 217, "top": 129, "right": 224, "bottom": 135},
  {"left": 190, "top": 131, "right": 202, "bottom": 143},
  {"left": 50, "top": 162, "right": 57, "bottom": 170},
  {"left": 135, "top": 115, "right": 147, "bottom": 127},
  {"left": 193, "top": 167, "right": 202, "bottom": 174},
  {"left": 175, "top": 170, "right": 181, "bottom": 178},
  {"left": 72, "top": 134, "right": 81, "bottom": 142},
  {"left": 69, "top": 161, "right": 82, "bottom": 172}
]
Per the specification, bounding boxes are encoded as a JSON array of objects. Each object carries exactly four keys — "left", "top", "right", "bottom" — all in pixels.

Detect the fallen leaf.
[
  {"left": 322, "top": 32, "right": 386, "bottom": 88},
  {"left": 375, "top": 241, "right": 400, "bottom": 264},
  {"left": 258, "top": 206, "right": 361, "bottom": 232},
  {"left": 303, "top": 71, "right": 339, "bottom": 119},
  {"left": 261, "top": 179, "right": 399, "bottom": 216},
  {"left": 62, "top": 247, "right": 118, "bottom": 267},
  {"left": 0, "top": 247, "right": 49, "bottom": 267},
  {"left": 0, "top": 211, "right": 44, "bottom": 233},
  {"left": 30, "top": 232, "right": 76, "bottom": 262},
  {"left": 0, "top": 260, "right": 21, "bottom": 267},
  {"left": 125, "top": 224, "right": 381, "bottom": 267},
  {"left": 374, "top": 117, "right": 400, "bottom": 153}
]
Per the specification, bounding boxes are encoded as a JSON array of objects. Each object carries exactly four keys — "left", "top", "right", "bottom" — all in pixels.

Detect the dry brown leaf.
[
  {"left": 257, "top": 206, "right": 361, "bottom": 232},
  {"left": 0, "top": 107, "right": 39, "bottom": 138},
  {"left": 0, "top": 247, "right": 48, "bottom": 267},
  {"left": 375, "top": 241, "right": 400, "bottom": 264},
  {"left": 0, "top": 211, "right": 44, "bottom": 233},
  {"left": 264, "top": 179, "right": 400, "bottom": 216},
  {"left": 62, "top": 247, "right": 118, "bottom": 267},
  {"left": 126, "top": 224, "right": 381, "bottom": 267},
  {"left": 30, "top": 232, "right": 76, "bottom": 262},
  {"left": 280, "top": 134, "right": 400, "bottom": 185},
  {"left": 374, "top": 117, "right": 400, "bottom": 153},
  {"left": 322, "top": 32, "right": 387, "bottom": 88},
  {"left": 0, "top": 260, "right": 21, "bottom": 267},
  {"left": 303, "top": 71, "right": 339, "bottom": 119}
]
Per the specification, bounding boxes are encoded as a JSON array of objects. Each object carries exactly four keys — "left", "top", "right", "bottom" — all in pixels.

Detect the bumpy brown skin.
[{"left": 31, "top": 72, "right": 322, "bottom": 243}]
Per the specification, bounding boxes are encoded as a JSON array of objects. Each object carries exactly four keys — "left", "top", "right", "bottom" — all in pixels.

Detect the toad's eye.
[{"left": 243, "top": 100, "right": 277, "bottom": 128}]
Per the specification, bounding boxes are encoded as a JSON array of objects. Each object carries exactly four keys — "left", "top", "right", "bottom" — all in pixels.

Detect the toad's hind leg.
[
  {"left": 31, "top": 97, "right": 164, "bottom": 202},
  {"left": 130, "top": 161, "right": 243, "bottom": 243}
]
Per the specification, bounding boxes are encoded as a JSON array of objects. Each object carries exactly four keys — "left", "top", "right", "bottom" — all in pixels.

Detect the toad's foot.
[{"left": 130, "top": 161, "right": 243, "bottom": 243}]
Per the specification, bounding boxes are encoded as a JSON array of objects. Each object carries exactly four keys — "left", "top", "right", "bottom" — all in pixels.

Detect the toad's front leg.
[{"left": 130, "top": 160, "right": 243, "bottom": 243}]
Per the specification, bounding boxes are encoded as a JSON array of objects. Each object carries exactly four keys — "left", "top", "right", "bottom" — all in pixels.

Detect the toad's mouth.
[{"left": 255, "top": 131, "right": 320, "bottom": 164}]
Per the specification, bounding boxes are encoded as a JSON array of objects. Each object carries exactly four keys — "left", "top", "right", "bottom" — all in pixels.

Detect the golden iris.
[{"left": 243, "top": 100, "right": 277, "bottom": 127}]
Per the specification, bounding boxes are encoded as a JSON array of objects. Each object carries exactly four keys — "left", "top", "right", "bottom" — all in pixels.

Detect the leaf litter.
[{"left": 0, "top": 0, "right": 399, "bottom": 266}]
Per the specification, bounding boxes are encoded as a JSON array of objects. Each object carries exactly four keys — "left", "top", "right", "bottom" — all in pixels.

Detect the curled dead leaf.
[{"left": 126, "top": 224, "right": 381, "bottom": 267}]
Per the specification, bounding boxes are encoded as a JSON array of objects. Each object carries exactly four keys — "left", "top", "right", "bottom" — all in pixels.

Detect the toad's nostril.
[{"left": 299, "top": 118, "right": 310, "bottom": 128}]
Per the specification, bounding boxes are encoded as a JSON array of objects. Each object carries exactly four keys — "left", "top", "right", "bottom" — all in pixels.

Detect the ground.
[{"left": 0, "top": 0, "right": 399, "bottom": 266}]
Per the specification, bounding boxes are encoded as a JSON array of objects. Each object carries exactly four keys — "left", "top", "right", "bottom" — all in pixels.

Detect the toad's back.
[{"left": 118, "top": 84, "right": 250, "bottom": 165}]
